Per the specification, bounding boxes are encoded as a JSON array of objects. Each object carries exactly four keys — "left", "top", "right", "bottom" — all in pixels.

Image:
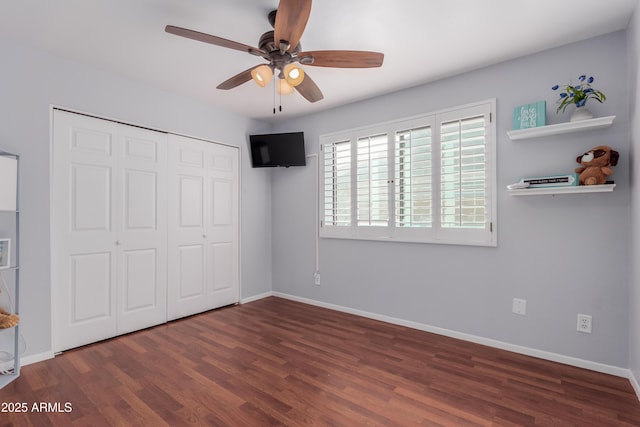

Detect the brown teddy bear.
[
  {"left": 575, "top": 145, "right": 619, "bottom": 185},
  {"left": 0, "top": 288, "right": 18, "bottom": 329}
]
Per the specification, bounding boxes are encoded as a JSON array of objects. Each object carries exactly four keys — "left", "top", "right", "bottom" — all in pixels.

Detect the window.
[{"left": 320, "top": 100, "right": 496, "bottom": 246}]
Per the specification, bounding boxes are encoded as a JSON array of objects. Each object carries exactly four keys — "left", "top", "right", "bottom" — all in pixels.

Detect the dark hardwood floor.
[{"left": 1, "top": 297, "right": 639, "bottom": 426}]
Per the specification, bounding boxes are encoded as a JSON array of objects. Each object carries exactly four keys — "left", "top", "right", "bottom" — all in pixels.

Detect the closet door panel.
[
  {"left": 70, "top": 125, "right": 113, "bottom": 155},
  {"left": 179, "top": 175, "right": 204, "bottom": 228},
  {"left": 205, "top": 143, "right": 239, "bottom": 307},
  {"left": 210, "top": 242, "right": 233, "bottom": 291},
  {"left": 70, "top": 252, "right": 113, "bottom": 322},
  {"left": 52, "top": 111, "right": 118, "bottom": 351},
  {"left": 116, "top": 125, "right": 167, "bottom": 335},
  {"left": 167, "top": 135, "right": 208, "bottom": 320},
  {"left": 72, "top": 165, "right": 112, "bottom": 231},
  {"left": 124, "top": 170, "right": 157, "bottom": 230},
  {"left": 211, "top": 179, "right": 232, "bottom": 226},
  {"left": 122, "top": 249, "right": 157, "bottom": 311},
  {"left": 177, "top": 244, "right": 207, "bottom": 301}
]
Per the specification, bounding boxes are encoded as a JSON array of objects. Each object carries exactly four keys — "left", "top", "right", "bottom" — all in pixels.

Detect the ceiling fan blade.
[
  {"left": 295, "top": 73, "right": 324, "bottom": 103},
  {"left": 217, "top": 66, "right": 258, "bottom": 90},
  {"left": 165, "top": 25, "right": 266, "bottom": 57},
  {"left": 274, "top": 0, "right": 312, "bottom": 52},
  {"left": 298, "top": 50, "right": 384, "bottom": 68}
]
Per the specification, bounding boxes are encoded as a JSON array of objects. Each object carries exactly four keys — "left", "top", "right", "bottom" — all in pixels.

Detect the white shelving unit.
[
  {"left": 506, "top": 115, "right": 615, "bottom": 141},
  {"left": 0, "top": 150, "right": 20, "bottom": 389},
  {"left": 507, "top": 115, "right": 618, "bottom": 196},
  {"left": 507, "top": 183, "right": 616, "bottom": 196}
]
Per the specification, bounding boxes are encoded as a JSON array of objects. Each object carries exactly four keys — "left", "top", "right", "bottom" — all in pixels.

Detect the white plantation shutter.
[
  {"left": 395, "top": 125, "right": 433, "bottom": 228},
  {"left": 357, "top": 134, "right": 389, "bottom": 227},
  {"left": 437, "top": 103, "right": 493, "bottom": 243},
  {"left": 323, "top": 140, "right": 351, "bottom": 230},
  {"left": 440, "top": 116, "right": 486, "bottom": 228},
  {"left": 320, "top": 99, "right": 495, "bottom": 246}
]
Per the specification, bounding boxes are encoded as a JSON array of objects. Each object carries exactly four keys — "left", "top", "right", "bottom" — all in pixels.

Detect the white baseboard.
[
  {"left": 273, "top": 292, "right": 632, "bottom": 380},
  {"left": 631, "top": 370, "right": 640, "bottom": 399},
  {"left": 0, "top": 350, "right": 54, "bottom": 372},
  {"left": 21, "top": 350, "right": 55, "bottom": 367},
  {"left": 241, "top": 291, "right": 273, "bottom": 305}
]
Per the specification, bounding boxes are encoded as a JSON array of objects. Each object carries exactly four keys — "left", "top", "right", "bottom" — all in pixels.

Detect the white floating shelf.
[
  {"left": 507, "top": 184, "right": 616, "bottom": 196},
  {"left": 507, "top": 116, "right": 615, "bottom": 141}
]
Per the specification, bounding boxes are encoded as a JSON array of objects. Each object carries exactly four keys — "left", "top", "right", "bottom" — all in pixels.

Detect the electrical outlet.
[
  {"left": 313, "top": 271, "right": 321, "bottom": 286},
  {"left": 512, "top": 298, "right": 527, "bottom": 315},
  {"left": 577, "top": 314, "right": 592, "bottom": 333}
]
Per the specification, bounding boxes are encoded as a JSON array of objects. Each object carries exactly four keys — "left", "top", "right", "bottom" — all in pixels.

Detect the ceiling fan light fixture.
[
  {"left": 284, "top": 63, "right": 305, "bottom": 87},
  {"left": 277, "top": 78, "right": 295, "bottom": 95},
  {"left": 251, "top": 65, "right": 273, "bottom": 87}
]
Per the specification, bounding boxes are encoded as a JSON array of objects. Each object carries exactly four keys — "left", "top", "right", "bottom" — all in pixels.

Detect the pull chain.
[{"left": 272, "top": 78, "right": 284, "bottom": 114}]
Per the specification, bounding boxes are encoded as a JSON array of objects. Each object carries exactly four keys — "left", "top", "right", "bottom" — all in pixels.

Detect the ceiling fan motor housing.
[
  {"left": 258, "top": 30, "right": 301, "bottom": 75},
  {"left": 258, "top": 31, "right": 279, "bottom": 53}
]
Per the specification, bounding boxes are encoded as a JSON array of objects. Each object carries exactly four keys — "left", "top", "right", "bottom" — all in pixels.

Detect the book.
[{"left": 515, "top": 173, "right": 578, "bottom": 188}]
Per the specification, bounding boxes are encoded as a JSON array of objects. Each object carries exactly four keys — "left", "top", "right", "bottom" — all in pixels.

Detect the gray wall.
[
  {"left": 628, "top": 7, "right": 640, "bottom": 388},
  {"left": 0, "top": 39, "right": 273, "bottom": 359},
  {"left": 0, "top": 29, "right": 635, "bottom": 373},
  {"left": 271, "top": 31, "right": 631, "bottom": 368}
]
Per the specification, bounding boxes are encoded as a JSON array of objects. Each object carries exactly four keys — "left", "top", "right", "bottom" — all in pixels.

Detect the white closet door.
[
  {"left": 52, "top": 110, "right": 167, "bottom": 352},
  {"left": 167, "top": 135, "right": 210, "bottom": 319},
  {"left": 52, "top": 111, "right": 119, "bottom": 351},
  {"left": 116, "top": 125, "right": 167, "bottom": 335},
  {"left": 206, "top": 142, "right": 240, "bottom": 308},
  {"left": 167, "top": 134, "right": 239, "bottom": 320}
]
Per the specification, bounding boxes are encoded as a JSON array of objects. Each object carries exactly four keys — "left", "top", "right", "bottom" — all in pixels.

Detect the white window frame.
[{"left": 320, "top": 99, "right": 497, "bottom": 247}]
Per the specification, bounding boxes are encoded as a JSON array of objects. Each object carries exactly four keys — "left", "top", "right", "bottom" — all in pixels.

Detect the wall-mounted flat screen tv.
[{"left": 249, "top": 131, "right": 306, "bottom": 168}]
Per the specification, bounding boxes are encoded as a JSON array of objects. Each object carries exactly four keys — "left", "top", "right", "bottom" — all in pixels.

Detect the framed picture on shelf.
[
  {"left": 0, "top": 238, "right": 10, "bottom": 269},
  {"left": 513, "top": 101, "right": 546, "bottom": 130}
]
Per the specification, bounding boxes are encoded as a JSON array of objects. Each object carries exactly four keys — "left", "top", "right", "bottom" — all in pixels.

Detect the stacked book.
[{"left": 507, "top": 173, "right": 578, "bottom": 190}]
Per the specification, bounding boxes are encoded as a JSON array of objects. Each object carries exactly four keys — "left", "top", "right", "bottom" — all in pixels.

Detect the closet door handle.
[{"left": 115, "top": 240, "right": 121, "bottom": 246}]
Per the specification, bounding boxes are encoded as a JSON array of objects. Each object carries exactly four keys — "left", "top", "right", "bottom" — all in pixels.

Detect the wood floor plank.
[{"left": 1, "top": 296, "right": 639, "bottom": 426}]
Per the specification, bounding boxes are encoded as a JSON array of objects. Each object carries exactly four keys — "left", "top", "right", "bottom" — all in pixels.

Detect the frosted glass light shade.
[
  {"left": 277, "top": 79, "right": 295, "bottom": 95},
  {"left": 284, "top": 63, "right": 305, "bottom": 87},
  {"left": 251, "top": 65, "right": 273, "bottom": 87}
]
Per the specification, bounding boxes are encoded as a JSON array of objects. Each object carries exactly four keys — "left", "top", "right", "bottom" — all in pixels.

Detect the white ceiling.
[{"left": 0, "top": 0, "right": 637, "bottom": 122}]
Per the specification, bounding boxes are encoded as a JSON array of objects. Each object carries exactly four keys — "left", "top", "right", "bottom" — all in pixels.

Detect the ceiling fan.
[{"left": 165, "top": 0, "right": 384, "bottom": 104}]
